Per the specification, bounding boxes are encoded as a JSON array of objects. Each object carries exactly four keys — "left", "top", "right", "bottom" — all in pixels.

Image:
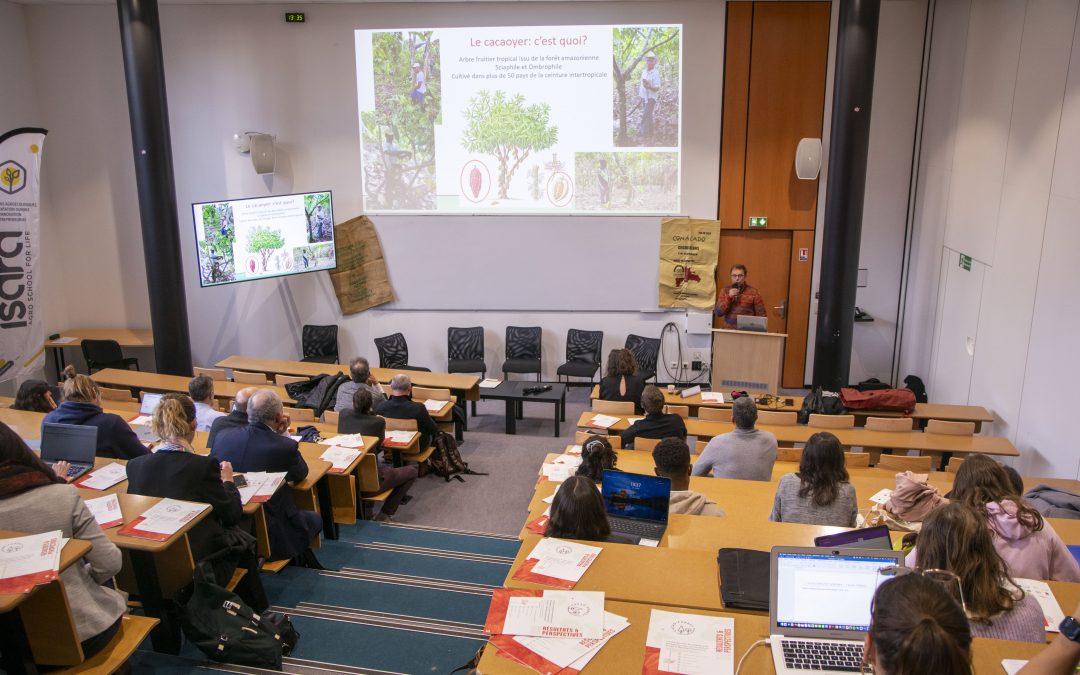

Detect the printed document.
[
  {"left": 129, "top": 499, "right": 208, "bottom": 536},
  {"left": 78, "top": 463, "right": 127, "bottom": 490},
  {"left": 84, "top": 494, "right": 124, "bottom": 528},
  {"left": 0, "top": 530, "right": 63, "bottom": 594},
  {"left": 1015, "top": 578, "right": 1066, "bottom": 631},
  {"left": 588, "top": 414, "right": 620, "bottom": 429},
  {"left": 646, "top": 609, "right": 735, "bottom": 675},
  {"left": 320, "top": 446, "right": 362, "bottom": 473},
  {"left": 497, "top": 590, "right": 605, "bottom": 639},
  {"left": 514, "top": 537, "right": 602, "bottom": 586},
  {"left": 319, "top": 434, "right": 366, "bottom": 448}
]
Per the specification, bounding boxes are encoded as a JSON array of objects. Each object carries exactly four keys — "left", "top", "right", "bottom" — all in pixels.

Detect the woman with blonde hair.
[
  {"left": 126, "top": 393, "right": 269, "bottom": 611},
  {"left": 42, "top": 365, "right": 147, "bottom": 460}
]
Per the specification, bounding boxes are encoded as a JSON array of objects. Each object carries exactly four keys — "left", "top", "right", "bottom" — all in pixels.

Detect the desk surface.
[
  {"left": 578, "top": 412, "right": 1018, "bottom": 457},
  {"left": 46, "top": 329, "right": 153, "bottom": 348},
  {"left": 101, "top": 493, "right": 212, "bottom": 553},
  {"left": 91, "top": 368, "right": 293, "bottom": 403},
  {"left": 215, "top": 355, "right": 481, "bottom": 393},
  {"left": 0, "top": 533, "right": 92, "bottom": 613}
]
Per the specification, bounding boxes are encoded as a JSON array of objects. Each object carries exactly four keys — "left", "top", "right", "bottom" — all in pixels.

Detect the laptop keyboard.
[
  {"left": 781, "top": 639, "right": 864, "bottom": 672},
  {"left": 608, "top": 517, "right": 663, "bottom": 539},
  {"left": 48, "top": 462, "right": 86, "bottom": 479}
]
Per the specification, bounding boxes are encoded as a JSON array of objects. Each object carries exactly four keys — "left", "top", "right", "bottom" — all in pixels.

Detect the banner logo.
[{"left": 0, "top": 160, "right": 26, "bottom": 195}]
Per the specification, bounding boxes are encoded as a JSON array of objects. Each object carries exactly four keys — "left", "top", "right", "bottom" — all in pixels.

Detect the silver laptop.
[
  {"left": 601, "top": 470, "right": 670, "bottom": 544},
  {"left": 737, "top": 314, "right": 768, "bottom": 332},
  {"left": 40, "top": 423, "right": 98, "bottom": 481},
  {"left": 770, "top": 546, "right": 905, "bottom": 674},
  {"left": 140, "top": 392, "right": 163, "bottom": 415}
]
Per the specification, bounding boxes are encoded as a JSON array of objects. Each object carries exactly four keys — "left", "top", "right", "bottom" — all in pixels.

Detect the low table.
[{"left": 479, "top": 382, "right": 567, "bottom": 436}]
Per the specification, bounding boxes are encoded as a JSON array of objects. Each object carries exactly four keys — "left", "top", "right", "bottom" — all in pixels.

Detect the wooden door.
[{"left": 715, "top": 231, "right": 791, "bottom": 335}]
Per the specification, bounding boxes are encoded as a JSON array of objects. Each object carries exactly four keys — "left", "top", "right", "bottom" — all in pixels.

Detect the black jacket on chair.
[
  {"left": 210, "top": 423, "right": 322, "bottom": 560},
  {"left": 375, "top": 395, "right": 438, "bottom": 449}
]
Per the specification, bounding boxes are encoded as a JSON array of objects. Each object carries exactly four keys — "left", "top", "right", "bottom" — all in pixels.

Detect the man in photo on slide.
[
  {"left": 714, "top": 263, "right": 767, "bottom": 328},
  {"left": 638, "top": 52, "right": 661, "bottom": 140}
]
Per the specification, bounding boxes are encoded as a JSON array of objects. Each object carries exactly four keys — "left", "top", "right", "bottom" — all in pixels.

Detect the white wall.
[
  {"left": 901, "top": 0, "right": 1080, "bottom": 479},
  {"left": 22, "top": 0, "right": 723, "bottom": 380}
]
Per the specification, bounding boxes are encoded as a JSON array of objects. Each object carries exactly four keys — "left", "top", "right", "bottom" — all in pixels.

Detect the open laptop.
[
  {"left": 40, "top": 423, "right": 98, "bottom": 481},
  {"left": 770, "top": 545, "right": 905, "bottom": 674},
  {"left": 813, "top": 525, "right": 893, "bottom": 551},
  {"left": 736, "top": 315, "right": 768, "bottom": 332},
  {"left": 601, "top": 470, "right": 670, "bottom": 545},
  {"left": 139, "top": 392, "right": 163, "bottom": 415}
]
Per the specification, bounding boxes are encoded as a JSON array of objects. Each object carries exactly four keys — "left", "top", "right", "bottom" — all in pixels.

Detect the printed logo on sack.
[{"left": 0, "top": 160, "right": 26, "bottom": 195}]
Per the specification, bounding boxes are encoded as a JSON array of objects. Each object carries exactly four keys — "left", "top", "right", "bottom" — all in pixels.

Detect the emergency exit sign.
[
  {"left": 748, "top": 216, "right": 768, "bottom": 228},
  {"left": 959, "top": 254, "right": 972, "bottom": 271}
]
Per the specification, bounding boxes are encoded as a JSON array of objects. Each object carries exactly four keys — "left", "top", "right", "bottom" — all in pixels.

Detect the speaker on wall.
[
  {"left": 795, "top": 138, "right": 822, "bottom": 180},
  {"left": 249, "top": 133, "right": 276, "bottom": 175}
]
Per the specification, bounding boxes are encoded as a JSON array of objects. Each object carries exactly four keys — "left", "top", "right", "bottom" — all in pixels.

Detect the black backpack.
[
  {"left": 178, "top": 556, "right": 298, "bottom": 668},
  {"left": 427, "top": 431, "right": 486, "bottom": 482},
  {"left": 797, "top": 386, "right": 846, "bottom": 424}
]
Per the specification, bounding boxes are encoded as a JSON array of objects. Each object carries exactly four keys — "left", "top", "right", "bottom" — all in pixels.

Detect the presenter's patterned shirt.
[{"left": 714, "top": 284, "right": 767, "bottom": 327}]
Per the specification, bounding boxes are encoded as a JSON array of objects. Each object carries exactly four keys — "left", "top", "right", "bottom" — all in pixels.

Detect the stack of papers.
[
  {"left": 512, "top": 538, "right": 602, "bottom": 589},
  {"left": 868, "top": 489, "right": 893, "bottom": 505},
  {"left": 75, "top": 463, "right": 127, "bottom": 490},
  {"left": 565, "top": 445, "right": 583, "bottom": 456},
  {"left": 484, "top": 589, "right": 630, "bottom": 674},
  {"left": 700, "top": 392, "right": 725, "bottom": 403},
  {"left": 235, "top": 472, "right": 286, "bottom": 505},
  {"left": 643, "top": 609, "right": 735, "bottom": 675},
  {"left": 320, "top": 446, "right": 362, "bottom": 473},
  {"left": 424, "top": 399, "right": 449, "bottom": 414},
  {"left": 1015, "top": 578, "right": 1066, "bottom": 631},
  {"left": 479, "top": 378, "right": 503, "bottom": 388},
  {"left": 117, "top": 498, "right": 209, "bottom": 541},
  {"left": 319, "top": 434, "right": 366, "bottom": 448},
  {"left": 587, "top": 414, "right": 620, "bottom": 429},
  {"left": 84, "top": 494, "right": 124, "bottom": 528},
  {"left": 0, "top": 530, "right": 63, "bottom": 594},
  {"left": 551, "top": 455, "right": 583, "bottom": 468},
  {"left": 383, "top": 430, "right": 419, "bottom": 448},
  {"left": 540, "top": 463, "right": 576, "bottom": 483}
]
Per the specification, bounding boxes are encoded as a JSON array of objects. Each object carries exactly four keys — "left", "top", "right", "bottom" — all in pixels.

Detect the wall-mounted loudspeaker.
[
  {"left": 795, "top": 138, "right": 822, "bottom": 180},
  {"left": 248, "top": 133, "right": 276, "bottom": 175}
]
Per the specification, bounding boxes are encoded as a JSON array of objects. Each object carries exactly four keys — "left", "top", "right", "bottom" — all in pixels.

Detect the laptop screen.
[
  {"left": 40, "top": 423, "right": 98, "bottom": 464},
  {"left": 140, "top": 392, "right": 163, "bottom": 415},
  {"left": 601, "top": 471, "right": 670, "bottom": 524},
  {"left": 774, "top": 550, "right": 900, "bottom": 634},
  {"left": 814, "top": 525, "right": 892, "bottom": 550}
]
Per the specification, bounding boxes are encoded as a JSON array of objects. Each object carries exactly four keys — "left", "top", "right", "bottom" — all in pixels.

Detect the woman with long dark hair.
[
  {"left": 12, "top": 379, "right": 57, "bottom": 413},
  {"left": 598, "top": 349, "right": 645, "bottom": 414},
  {"left": 769, "top": 431, "right": 856, "bottom": 526},
  {"left": 546, "top": 475, "right": 632, "bottom": 544},
  {"left": 575, "top": 434, "right": 618, "bottom": 483}
]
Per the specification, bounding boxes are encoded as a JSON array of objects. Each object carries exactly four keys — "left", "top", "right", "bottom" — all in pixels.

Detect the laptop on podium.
[
  {"left": 736, "top": 315, "right": 768, "bottom": 332},
  {"left": 601, "top": 470, "right": 671, "bottom": 544}
]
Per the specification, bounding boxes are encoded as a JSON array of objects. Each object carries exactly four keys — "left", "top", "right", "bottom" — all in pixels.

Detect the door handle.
[{"left": 774, "top": 301, "right": 787, "bottom": 320}]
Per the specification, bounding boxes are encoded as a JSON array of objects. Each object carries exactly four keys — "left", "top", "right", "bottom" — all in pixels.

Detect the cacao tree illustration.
[
  {"left": 462, "top": 91, "right": 558, "bottom": 200},
  {"left": 1, "top": 167, "right": 20, "bottom": 191},
  {"left": 246, "top": 226, "right": 285, "bottom": 271}
]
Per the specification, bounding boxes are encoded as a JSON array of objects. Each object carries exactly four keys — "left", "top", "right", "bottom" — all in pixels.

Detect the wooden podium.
[{"left": 711, "top": 329, "right": 787, "bottom": 394}]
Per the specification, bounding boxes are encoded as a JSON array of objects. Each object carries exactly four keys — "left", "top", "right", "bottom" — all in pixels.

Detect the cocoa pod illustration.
[
  {"left": 470, "top": 166, "right": 482, "bottom": 199},
  {"left": 552, "top": 176, "right": 567, "bottom": 202}
]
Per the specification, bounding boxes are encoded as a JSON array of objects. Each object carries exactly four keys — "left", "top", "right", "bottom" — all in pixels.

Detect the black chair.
[
  {"left": 448, "top": 327, "right": 486, "bottom": 416},
  {"left": 301, "top": 324, "right": 339, "bottom": 364},
  {"left": 625, "top": 334, "right": 661, "bottom": 382},
  {"left": 556, "top": 329, "right": 603, "bottom": 387},
  {"left": 374, "top": 333, "right": 430, "bottom": 372},
  {"left": 502, "top": 326, "right": 542, "bottom": 381},
  {"left": 81, "top": 339, "right": 139, "bottom": 374}
]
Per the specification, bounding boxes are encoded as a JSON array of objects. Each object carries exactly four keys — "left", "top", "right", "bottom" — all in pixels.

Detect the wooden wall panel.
[
  {"left": 743, "top": 2, "right": 830, "bottom": 230},
  {"left": 718, "top": 2, "right": 753, "bottom": 230},
  {"left": 783, "top": 229, "right": 815, "bottom": 387}
]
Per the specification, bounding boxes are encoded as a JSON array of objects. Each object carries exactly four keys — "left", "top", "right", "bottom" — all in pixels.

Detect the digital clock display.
[{"left": 285, "top": 12, "right": 305, "bottom": 23}]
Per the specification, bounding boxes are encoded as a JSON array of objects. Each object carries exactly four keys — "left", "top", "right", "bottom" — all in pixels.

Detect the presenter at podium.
[{"left": 714, "top": 263, "right": 767, "bottom": 328}]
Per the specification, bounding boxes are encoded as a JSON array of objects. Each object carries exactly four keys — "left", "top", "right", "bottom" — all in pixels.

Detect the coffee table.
[{"left": 479, "top": 382, "right": 567, "bottom": 436}]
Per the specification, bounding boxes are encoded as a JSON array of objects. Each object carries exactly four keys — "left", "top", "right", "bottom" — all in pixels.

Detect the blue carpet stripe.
[
  {"left": 281, "top": 603, "right": 487, "bottom": 639},
  {"left": 383, "top": 521, "right": 519, "bottom": 540},
  {"left": 296, "top": 601, "right": 483, "bottom": 630},
  {"left": 308, "top": 542, "right": 510, "bottom": 586},
  {"left": 353, "top": 541, "right": 514, "bottom": 564},
  {"left": 337, "top": 521, "right": 520, "bottom": 558},
  {"left": 324, "top": 568, "right": 498, "bottom": 595}
]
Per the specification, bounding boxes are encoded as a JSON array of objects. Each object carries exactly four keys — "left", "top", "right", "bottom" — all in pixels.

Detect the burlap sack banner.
[
  {"left": 657, "top": 218, "right": 721, "bottom": 309},
  {"left": 330, "top": 215, "right": 395, "bottom": 314}
]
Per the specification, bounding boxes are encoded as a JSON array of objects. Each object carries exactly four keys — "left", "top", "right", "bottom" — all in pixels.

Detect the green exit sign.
[
  {"left": 748, "top": 216, "right": 768, "bottom": 229},
  {"left": 285, "top": 12, "right": 305, "bottom": 23},
  {"left": 959, "top": 254, "right": 972, "bottom": 271}
]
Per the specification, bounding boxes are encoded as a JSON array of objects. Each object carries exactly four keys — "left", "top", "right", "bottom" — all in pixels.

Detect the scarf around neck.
[{"left": 0, "top": 460, "right": 56, "bottom": 499}]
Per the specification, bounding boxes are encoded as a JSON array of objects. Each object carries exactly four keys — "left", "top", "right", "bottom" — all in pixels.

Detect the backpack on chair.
[{"left": 427, "top": 431, "right": 487, "bottom": 482}]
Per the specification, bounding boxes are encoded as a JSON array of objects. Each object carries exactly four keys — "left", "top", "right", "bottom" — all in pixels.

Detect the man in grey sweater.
[{"left": 692, "top": 397, "right": 778, "bottom": 481}]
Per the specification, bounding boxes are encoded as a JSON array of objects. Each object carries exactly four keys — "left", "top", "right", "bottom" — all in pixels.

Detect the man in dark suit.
[
  {"left": 375, "top": 374, "right": 439, "bottom": 449},
  {"left": 210, "top": 389, "right": 322, "bottom": 562},
  {"left": 206, "top": 386, "right": 257, "bottom": 449},
  {"left": 620, "top": 385, "right": 687, "bottom": 449}
]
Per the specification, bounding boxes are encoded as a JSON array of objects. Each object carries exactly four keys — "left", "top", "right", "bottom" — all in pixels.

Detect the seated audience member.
[
  {"left": 769, "top": 431, "right": 856, "bottom": 526},
  {"left": 576, "top": 434, "right": 619, "bottom": 483},
  {"left": 375, "top": 374, "right": 439, "bottom": 450},
  {"left": 1017, "top": 602, "right": 1080, "bottom": 675},
  {"left": 916, "top": 502, "right": 1046, "bottom": 643},
  {"left": 692, "top": 396, "right": 777, "bottom": 480},
  {"left": 1003, "top": 464, "right": 1025, "bottom": 495},
  {"left": 652, "top": 437, "right": 724, "bottom": 517},
  {"left": 188, "top": 373, "right": 227, "bottom": 432},
  {"left": 546, "top": 475, "right": 634, "bottom": 544},
  {"left": 211, "top": 389, "right": 323, "bottom": 563},
  {"left": 951, "top": 454, "right": 1080, "bottom": 582},
  {"left": 598, "top": 349, "right": 646, "bottom": 414},
  {"left": 13, "top": 379, "right": 57, "bottom": 413},
  {"left": 206, "top": 386, "right": 257, "bottom": 448},
  {"left": 619, "top": 385, "right": 686, "bottom": 449},
  {"left": 340, "top": 389, "right": 416, "bottom": 522},
  {"left": 335, "top": 356, "right": 387, "bottom": 413},
  {"left": 867, "top": 573, "right": 973, "bottom": 675},
  {"left": 0, "top": 422, "right": 128, "bottom": 659},
  {"left": 126, "top": 394, "right": 269, "bottom": 611},
  {"left": 43, "top": 365, "right": 147, "bottom": 460}
]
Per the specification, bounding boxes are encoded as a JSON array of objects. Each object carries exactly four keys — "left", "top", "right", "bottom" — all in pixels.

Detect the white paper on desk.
[
  {"left": 84, "top": 494, "right": 123, "bottom": 528},
  {"left": 51, "top": 336, "right": 77, "bottom": 344},
  {"left": 627, "top": 417, "right": 644, "bottom": 425},
  {"left": 552, "top": 454, "right": 583, "bottom": 468},
  {"left": 511, "top": 611, "right": 630, "bottom": 670},
  {"left": 320, "top": 434, "right": 366, "bottom": 448},
  {"left": 566, "top": 444, "right": 583, "bottom": 456},
  {"left": 288, "top": 435, "right": 303, "bottom": 442},
  {"left": 868, "top": 488, "right": 892, "bottom": 505},
  {"left": 648, "top": 609, "right": 735, "bottom": 675},
  {"left": 320, "top": 446, "right": 361, "bottom": 472},
  {"left": 424, "top": 399, "right": 449, "bottom": 413},
  {"left": 136, "top": 499, "right": 209, "bottom": 535},
  {"left": 639, "top": 538, "right": 660, "bottom": 547},
  {"left": 479, "top": 378, "right": 502, "bottom": 388},
  {"left": 526, "top": 538, "right": 603, "bottom": 584},
  {"left": 541, "top": 494, "right": 556, "bottom": 504},
  {"left": 128, "top": 414, "right": 152, "bottom": 426},
  {"left": 588, "top": 414, "right": 620, "bottom": 429},
  {"left": 1014, "top": 578, "right": 1066, "bottom": 631},
  {"left": 700, "top": 392, "right": 724, "bottom": 403},
  {"left": 541, "top": 463, "right": 575, "bottom": 483},
  {"left": 235, "top": 472, "right": 287, "bottom": 504},
  {"left": 0, "top": 530, "right": 62, "bottom": 585},
  {"left": 502, "top": 590, "right": 605, "bottom": 638},
  {"left": 79, "top": 463, "right": 127, "bottom": 490},
  {"left": 384, "top": 430, "right": 418, "bottom": 445}
]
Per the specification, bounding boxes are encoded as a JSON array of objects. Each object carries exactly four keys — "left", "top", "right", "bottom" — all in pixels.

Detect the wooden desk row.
[{"left": 90, "top": 368, "right": 295, "bottom": 404}]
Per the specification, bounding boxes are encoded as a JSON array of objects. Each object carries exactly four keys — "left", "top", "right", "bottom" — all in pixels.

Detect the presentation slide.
[
  {"left": 192, "top": 191, "right": 336, "bottom": 288},
  {"left": 355, "top": 24, "right": 682, "bottom": 214}
]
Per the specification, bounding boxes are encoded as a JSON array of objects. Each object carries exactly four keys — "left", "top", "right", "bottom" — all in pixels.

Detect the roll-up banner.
[{"left": 0, "top": 128, "right": 47, "bottom": 382}]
